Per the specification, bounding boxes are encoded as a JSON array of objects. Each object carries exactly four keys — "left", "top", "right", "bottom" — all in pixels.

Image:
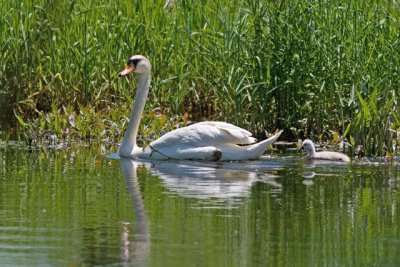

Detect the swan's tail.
[{"left": 247, "top": 130, "right": 283, "bottom": 159}]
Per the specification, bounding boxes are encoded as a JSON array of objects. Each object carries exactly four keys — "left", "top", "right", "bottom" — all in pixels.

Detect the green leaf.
[{"left": 15, "top": 113, "right": 27, "bottom": 128}]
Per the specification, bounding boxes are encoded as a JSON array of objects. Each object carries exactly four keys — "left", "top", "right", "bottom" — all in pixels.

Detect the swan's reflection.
[
  {"left": 121, "top": 157, "right": 283, "bottom": 206},
  {"left": 119, "top": 158, "right": 151, "bottom": 267},
  {"left": 118, "top": 157, "right": 283, "bottom": 264},
  {"left": 149, "top": 160, "right": 282, "bottom": 203}
]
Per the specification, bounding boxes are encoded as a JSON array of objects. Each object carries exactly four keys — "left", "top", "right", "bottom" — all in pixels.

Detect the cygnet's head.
[
  {"left": 118, "top": 55, "right": 151, "bottom": 77},
  {"left": 301, "top": 139, "right": 316, "bottom": 156}
]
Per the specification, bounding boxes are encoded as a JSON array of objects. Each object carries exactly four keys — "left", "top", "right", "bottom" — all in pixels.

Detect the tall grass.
[{"left": 1, "top": 0, "right": 399, "bottom": 156}]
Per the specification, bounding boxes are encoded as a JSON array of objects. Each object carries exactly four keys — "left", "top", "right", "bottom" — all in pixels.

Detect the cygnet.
[{"left": 300, "top": 139, "right": 350, "bottom": 162}]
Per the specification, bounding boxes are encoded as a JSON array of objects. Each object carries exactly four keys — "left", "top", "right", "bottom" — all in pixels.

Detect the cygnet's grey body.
[{"left": 301, "top": 139, "right": 350, "bottom": 162}]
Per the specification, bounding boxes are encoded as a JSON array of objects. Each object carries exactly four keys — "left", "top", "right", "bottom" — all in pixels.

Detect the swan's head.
[
  {"left": 300, "top": 139, "right": 316, "bottom": 155},
  {"left": 118, "top": 55, "right": 151, "bottom": 77}
]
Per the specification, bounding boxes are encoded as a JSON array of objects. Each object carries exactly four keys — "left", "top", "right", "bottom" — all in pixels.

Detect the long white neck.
[{"left": 119, "top": 72, "right": 150, "bottom": 157}]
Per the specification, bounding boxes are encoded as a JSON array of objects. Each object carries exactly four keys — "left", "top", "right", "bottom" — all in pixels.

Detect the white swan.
[
  {"left": 300, "top": 139, "right": 350, "bottom": 162},
  {"left": 118, "top": 55, "right": 282, "bottom": 161}
]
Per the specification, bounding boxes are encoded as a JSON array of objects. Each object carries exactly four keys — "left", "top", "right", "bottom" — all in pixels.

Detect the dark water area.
[{"left": 0, "top": 143, "right": 400, "bottom": 266}]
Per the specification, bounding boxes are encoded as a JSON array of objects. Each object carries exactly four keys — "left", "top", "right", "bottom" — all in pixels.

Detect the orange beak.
[{"left": 118, "top": 65, "right": 135, "bottom": 77}]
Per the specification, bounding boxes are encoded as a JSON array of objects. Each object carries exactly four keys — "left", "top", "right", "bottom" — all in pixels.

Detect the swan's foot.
[{"left": 211, "top": 149, "right": 222, "bottom": 161}]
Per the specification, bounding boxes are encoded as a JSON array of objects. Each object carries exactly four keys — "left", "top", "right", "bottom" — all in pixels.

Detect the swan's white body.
[
  {"left": 118, "top": 55, "right": 282, "bottom": 161},
  {"left": 301, "top": 139, "right": 350, "bottom": 162}
]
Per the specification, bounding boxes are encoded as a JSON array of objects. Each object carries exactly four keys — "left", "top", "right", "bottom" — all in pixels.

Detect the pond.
[{"left": 0, "top": 143, "right": 400, "bottom": 266}]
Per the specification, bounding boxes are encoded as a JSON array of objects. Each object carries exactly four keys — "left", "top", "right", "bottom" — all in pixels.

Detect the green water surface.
[{"left": 0, "top": 145, "right": 399, "bottom": 266}]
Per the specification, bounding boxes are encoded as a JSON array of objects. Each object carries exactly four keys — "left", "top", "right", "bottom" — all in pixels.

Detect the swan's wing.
[
  {"left": 192, "top": 121, "right": 256, "bottom": 144},
  {"left": 149, "top": 126, "right": 198, "bottom": 149},
  {"left": 150, "top": 121, "right": 256, "bottom": 151}
]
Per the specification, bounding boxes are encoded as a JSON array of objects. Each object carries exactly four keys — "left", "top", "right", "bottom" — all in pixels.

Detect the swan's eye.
[{"left": 128, "top": 58, "right": 141, "bottom": 67}]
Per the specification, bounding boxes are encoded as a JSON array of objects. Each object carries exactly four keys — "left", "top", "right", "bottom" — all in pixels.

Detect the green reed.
[{"left": 1, "top": 0, "right": 399, "bottom": 156}]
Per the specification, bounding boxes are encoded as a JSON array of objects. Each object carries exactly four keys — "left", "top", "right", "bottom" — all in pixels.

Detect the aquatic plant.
[{"left": 1, "top": 0, "right": 399, "bottom": 156}]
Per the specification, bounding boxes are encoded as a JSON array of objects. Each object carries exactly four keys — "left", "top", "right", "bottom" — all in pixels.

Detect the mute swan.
[
  {"left": 300, "top": 139, "right": 350, "bottom": 162},
  {"left": 118, "top": 55, "right": 282, "bottom": 161}
]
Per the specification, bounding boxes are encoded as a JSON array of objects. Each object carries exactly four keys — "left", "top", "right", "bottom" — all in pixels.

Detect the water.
[{"left": 0, "top": 144, "right": 400, "bottom": 266}]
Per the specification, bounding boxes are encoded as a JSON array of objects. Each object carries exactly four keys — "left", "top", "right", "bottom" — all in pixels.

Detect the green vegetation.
[{"left": 1, "top": 0, "right": 399, "bottom": 156}]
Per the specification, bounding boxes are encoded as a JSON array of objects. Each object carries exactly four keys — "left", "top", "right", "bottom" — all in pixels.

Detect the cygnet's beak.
[
  {"left": 118, "top": 65, "right": 135, "bottom": 77},
  {"left": 297, "top": 144, "right": 304, "bottom": 152}
]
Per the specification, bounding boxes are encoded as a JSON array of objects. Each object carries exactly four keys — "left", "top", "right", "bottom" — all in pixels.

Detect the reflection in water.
[
  {"left": 152, "top": 161, "right": 282, "bottom": 205},
  {"left": 120, "top": 158, "right": 283, "bottom": 209},
  {"left": 120, "top": 158, "right": 151, "bottom": 267},
  {"left": 118, "top": 157, "right": 284, "bottom": 265},
  {"left": 1, "top": 146, "right": 400, "bottom": 266},
  {"left": 115, "top": 154, "right": 400, "bottom": 267},
  {"left": 0, "top": 147, "right": 147, "bottom": 266}
]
